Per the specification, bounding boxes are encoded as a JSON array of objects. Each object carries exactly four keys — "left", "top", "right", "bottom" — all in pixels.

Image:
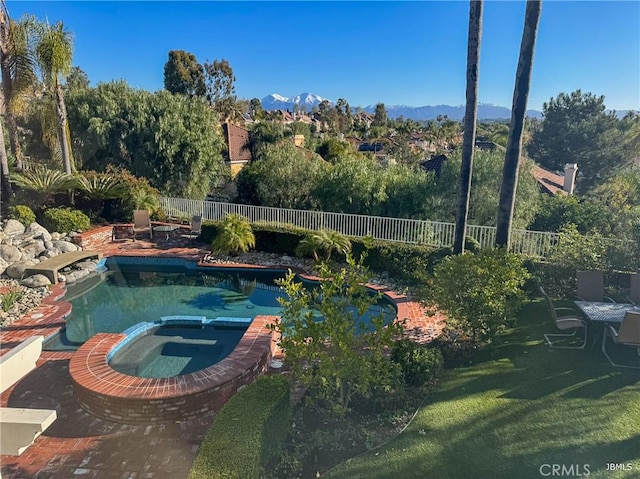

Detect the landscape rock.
[
  {"left": 5, "top": 260, "right": 37, "bottom": 279},
  {"left": 19, "top": 239, "right": 46, "bottom": 261},
  {"left": 3, "top": 219, "right": 25, "bottom": 236},
  {"left": 26, "top": 223, "right": 52, "bottom": 242},
  {"left": 75, "top": 260, "right": 97, "bottom": 272},
  {"left": 51, "top": 240, "right": 79, "bottom": 253},
  {"left": 0, "top": 244, "right": 22, "bottom": 263},
  {"left": 50, "top": 232, "right": 62, "bottom": 241},
  {"left": 20, "top": 274, "right": 52, "bottom": 288},
  {"left": 0, "top": 257, "right": 8, "bottom": 275}
]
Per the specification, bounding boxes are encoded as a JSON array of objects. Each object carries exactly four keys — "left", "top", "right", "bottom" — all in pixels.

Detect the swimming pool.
[{"left": 48, "top": 256, "right": 396, "bottom": 351}]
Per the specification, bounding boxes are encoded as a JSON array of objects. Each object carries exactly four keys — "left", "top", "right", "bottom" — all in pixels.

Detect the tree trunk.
[
  {"left": 495, "top": 0, "right": 542, "bottom": 249},
  {"left": 55, "top": 83, "right": 73, "bottom": 174},
  {"left": 454, "top": 0, "right": 483, "bottom": 254},
  {"left": 0, "top": 112, "right": 12, "bottom": 206},
  {"left": 0, "top": 2, "right": 23, "bottom": 171}
]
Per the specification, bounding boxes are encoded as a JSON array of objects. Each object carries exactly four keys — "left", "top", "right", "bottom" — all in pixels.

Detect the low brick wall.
[
  {"left": 73, "top": 226, "right": 113, "bottom": 250},
  {"left": 69, "top": 316, "right": 277, "bottom": 424}
]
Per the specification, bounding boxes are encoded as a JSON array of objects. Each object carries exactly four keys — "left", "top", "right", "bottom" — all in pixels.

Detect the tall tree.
[
  {"left": 35, "top": 20, "right": 74, "bottom": 174},
  {"left": 372, "top": 103, "right": 387, "bottom": 127},
  {"left": 163, "top": 50, "right": 205, "bottom": 98},
  {"left": 527, "top": 90, "right": 625, "bottom": 192},
  {"left": 64, "top": 65, "right": 89, "bottom": 93},
  {"left": 0, "top": 9, "right": 38, "bottom": 170},
  {"left": 204, "top": 58, "right": 240, "bottom": 123},
  {"left": 453, "top": 0, "right": 483, "bottom": 254},
  {"left": 495, "top": 0, "right": 542, "bottom": 248}
]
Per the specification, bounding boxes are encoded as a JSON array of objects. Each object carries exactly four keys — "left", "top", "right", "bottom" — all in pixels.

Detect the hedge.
[
  {"left": 41, "top": 207, "right": 91, "bottom": 233},
  {"left": 188, "top": 375, "right": 292, "bottom": 479},
  {"left": 202, "top": 221, "right": 439, "bottom": 283}
]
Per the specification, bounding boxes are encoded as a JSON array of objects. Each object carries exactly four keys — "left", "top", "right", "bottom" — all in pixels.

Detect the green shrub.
[
  {"left": 391, "top": 339, "right": 443, "bottom": 387},
  {"left": 429, "top": 248, "right": 530, "bottom": 345},
  {"left": 429, "top": 326, "right": 480, "bottom": 367},
  {"left": 41, "top": 207, "right": 91, "bottom": 233},
  {"left": 7, "top": 205, "right": 36, "bottom": 226},
  {"left": 211, "top": 214, "right": 255, "bottom": 255},
  {"left": 188, "top": 375, "right": 291, "bottom": 479}
]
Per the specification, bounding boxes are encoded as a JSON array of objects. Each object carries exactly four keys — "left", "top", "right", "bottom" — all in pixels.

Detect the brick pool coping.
[
  {"left": 1, "top": 241, "right": 444, "bottom": 426},
  {"left": 69, "top": 315, "right": 277, "bottom": 423}
]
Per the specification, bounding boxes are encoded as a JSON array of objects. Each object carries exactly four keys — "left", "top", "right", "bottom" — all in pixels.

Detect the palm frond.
[{"left": 10, "top": 166, "right": 77, "bottom": 194}]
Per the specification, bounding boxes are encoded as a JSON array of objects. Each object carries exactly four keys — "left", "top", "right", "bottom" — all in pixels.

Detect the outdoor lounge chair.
[
  {"left": 602, "top": 310, "right": 640, "bottom": 369},
  {"left": 133, "top": 209, "right": 153, "bottom": 241},
  {"left": 181, "top": 215, "right": 202, "bottom": 241},
  {"left": 576, "top": 270, "right": 615, "bottom": 303},
  {"left": 541, "top": 286, "right": 587, "bottom": 349}
]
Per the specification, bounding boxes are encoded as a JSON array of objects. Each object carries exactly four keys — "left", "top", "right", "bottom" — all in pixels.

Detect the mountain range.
[{"left": 260, "top": 92, "right": 544, "bottom": 120}]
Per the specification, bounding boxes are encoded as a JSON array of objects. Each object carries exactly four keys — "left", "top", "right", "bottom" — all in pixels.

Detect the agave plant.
[
  {"left": 211, "top": 214, "right": 255, "bottom": 255},
  {"left": 296, "top": 229, "right": 351, "bottom": 261}
]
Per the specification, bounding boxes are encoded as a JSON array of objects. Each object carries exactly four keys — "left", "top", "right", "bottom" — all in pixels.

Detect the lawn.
[{"left": 326, "top": 300, "right": 640, "bottom": 479}]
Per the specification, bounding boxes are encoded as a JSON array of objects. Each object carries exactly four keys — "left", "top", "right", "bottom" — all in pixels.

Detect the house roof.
[
  {"left": 223, "top": 123, "right": 252, "bottom": 163},
  {"left": 532, "top": 165, "right": 567, "bottom": 196}
]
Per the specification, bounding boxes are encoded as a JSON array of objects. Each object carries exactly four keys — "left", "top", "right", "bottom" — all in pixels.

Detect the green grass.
[{"left": 327, "top": 300, "right": 640, "bottom": 479}]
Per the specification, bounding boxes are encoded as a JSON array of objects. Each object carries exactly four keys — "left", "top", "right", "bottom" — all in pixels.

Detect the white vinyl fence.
[{"left": 160, "top": 197, "right": 559, "bottom": 257}]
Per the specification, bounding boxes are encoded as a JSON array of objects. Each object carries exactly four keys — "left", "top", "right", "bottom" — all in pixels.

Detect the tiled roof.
[
  {"left": 223, "top": 123, "right": 252, "bottom": 163},
  {"left": 532, "top": 165, "right": 567, "bottom": 196}
]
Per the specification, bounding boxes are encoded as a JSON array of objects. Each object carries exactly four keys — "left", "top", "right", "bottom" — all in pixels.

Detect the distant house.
[
  {"left": 532, "top": 164, "right": 579, "bottom": 196},
  {"left": 223, "top": 123, "right": 252, "bottom": 176},
  {"left": 420, "top": 154, "right": 448, "bottom": 179}
]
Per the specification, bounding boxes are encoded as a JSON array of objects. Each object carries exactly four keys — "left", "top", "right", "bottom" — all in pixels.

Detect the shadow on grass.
[{"left": 326, "top": 299, "right": 640, "bottom": 479}]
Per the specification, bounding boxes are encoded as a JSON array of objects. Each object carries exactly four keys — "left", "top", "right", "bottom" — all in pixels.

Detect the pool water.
[
  {"left": 46, "top": 259, "right": 395, "bottom": 351},
  {"left": 109, "top": 324, "right": 245, "bottom": 378}
]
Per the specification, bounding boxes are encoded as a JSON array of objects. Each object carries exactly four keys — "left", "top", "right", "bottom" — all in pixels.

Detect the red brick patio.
[{"left": 0, "top": 235, "right": 444, "bottom": 478}]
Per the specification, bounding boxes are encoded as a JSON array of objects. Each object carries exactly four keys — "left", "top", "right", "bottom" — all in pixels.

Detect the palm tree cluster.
[{"left": 1, "top": 1, "right": 74, "bottom": 203}]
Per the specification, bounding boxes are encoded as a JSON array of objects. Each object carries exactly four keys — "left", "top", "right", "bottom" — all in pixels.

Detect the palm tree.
[
  {"left": 35, "top": 20, "right": 74, "bottom": 174},
  {"left": 453, "top": 0, "right": 483, "bottom": 254},
  {"left": 495, "top": 0, "right": 542, "bottom": 248},
  {"left": 211, "top": 214, "right": 255, "bottom": 255},
  {"left": 296, "top": 229, "right": 352, "bottom": 261},
  {"left": 0, "top": 7, "right": 39, "bottom": 171}
]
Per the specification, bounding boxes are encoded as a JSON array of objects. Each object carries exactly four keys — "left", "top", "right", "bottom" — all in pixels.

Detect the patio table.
[
  {"left": 574, "top": 301, "right": 639, "bottom": 325},
  {"left": 153, "top": 224, "right": 179, "bottom": 241},
  {"left": 574, "top": 301, "right": 640, "bottom": 350}
]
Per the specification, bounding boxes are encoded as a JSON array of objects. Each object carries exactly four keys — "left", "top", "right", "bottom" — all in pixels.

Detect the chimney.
[
  {"left": 294, "top": 134, "right": 305, "bottom": 147},
  {"left": 563, "top": 163, "right": 578, "bottom": 194}
]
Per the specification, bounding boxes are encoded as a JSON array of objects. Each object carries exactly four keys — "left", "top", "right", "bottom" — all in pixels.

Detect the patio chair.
[
  {"left": 541, "top": 286, "right": 587, "bottom": 349},
  {"left": 132, "top": 209, "right": 153, "bottom": 241},
  {"left": 629, "top": 273, "right": 640, "bottom": 304},
  {"left": 181, "top": 215, "right": 202, "bottom": 242},
  {"left": 602, "top": 310, "right": 640, "bottom": 369},
  {"left": 576, "top": 270, "right": 615, "bottom": 303}
]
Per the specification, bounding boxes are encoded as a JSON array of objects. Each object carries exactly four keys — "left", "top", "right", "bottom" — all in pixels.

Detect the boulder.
[
  {"left": 26, "top": 223, "right": 52, "bottom": 242},
  {"left": 0, "top": 257, "right": 8, "bottom": 275},
  {"left": 51, "top": 241, "right": 79, "bottom": 253},
  {"left": 75, "top": 261, "right": 97, "bottom": 272},
  {"left": 3, "top": 219, "right": 25, "bottom": 236},
  {"left": 50, "top": 232, "right": 62, "bottom": 241},
  {"left": 19, "top": 240, "right": 46, "bottom": 261},
  {"left": 0, "top": 244, "right": 22, "bottom": 263},
  {"left": 5, "top": 260, "right": 37, "bottom": 280},
  {"left": 39, "top": 249, "right": 60, "bottom": 259},
  {"left": 20, "top": 274, "right": 52, "bottom": 288}
]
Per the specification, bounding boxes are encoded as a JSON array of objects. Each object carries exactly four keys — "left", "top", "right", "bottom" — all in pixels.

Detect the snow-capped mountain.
[
  {"left": 261, "top": 92, "right": 334, "bottom": 111},
  {"left": 260, "top": 93, "right": 544, "bottom": 120}
]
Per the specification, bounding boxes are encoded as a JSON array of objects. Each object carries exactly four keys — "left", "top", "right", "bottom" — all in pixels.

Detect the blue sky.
[{"left": 7, "top": 1, "right": 640, "bottom": 111}]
